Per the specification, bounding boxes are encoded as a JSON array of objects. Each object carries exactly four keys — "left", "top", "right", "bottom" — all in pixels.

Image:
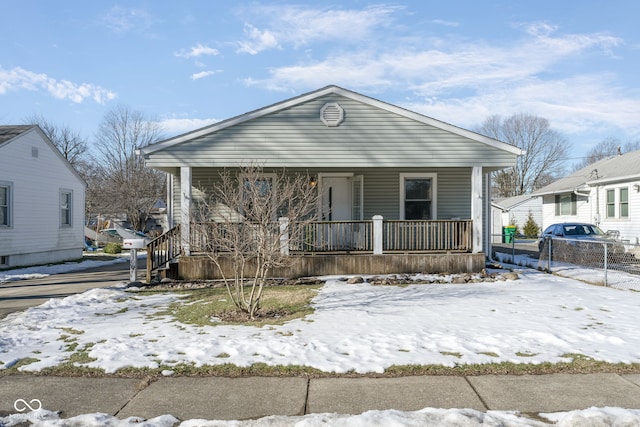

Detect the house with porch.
[
  {"left": 138, "top": 85, "right": 523, "bottom": 280},
  {"left": 532, "top": 150, "right": 640, "bottom": 244}
]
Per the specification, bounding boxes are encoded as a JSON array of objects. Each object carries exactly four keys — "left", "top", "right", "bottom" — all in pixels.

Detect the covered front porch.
[{"left": 146, "top": 218, "right": 483, "bottom": 281}]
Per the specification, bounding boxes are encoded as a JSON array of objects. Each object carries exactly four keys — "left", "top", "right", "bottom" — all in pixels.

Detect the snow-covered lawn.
[
  {"left": 2, "top": 258, "right": 640, "bottom": 426},
  {"left": 2, "top": 266, "right": 640, "bottom": 374}
]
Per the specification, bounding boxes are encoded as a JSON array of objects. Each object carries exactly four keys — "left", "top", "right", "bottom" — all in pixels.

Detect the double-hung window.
[
  {"left": 607, "top": 187, "right": 629, "bottom": 219},
  {"left": 60, "top": 190, "right": 73, "bottom": 226},
  {"left": 0, "top": 182, "right": 12, "bottom": 227},
  {"left": 555, "top": 193, "right": 577, "bottom": 216},
  {"left": 619, "top": 187, "right": 629, "bottom": 218},
  {"left": 400, "top": 174, "right": 436, "bottom": 220},
  {"left": 606, "top": 189, "right": 616, "bottom": 218}
]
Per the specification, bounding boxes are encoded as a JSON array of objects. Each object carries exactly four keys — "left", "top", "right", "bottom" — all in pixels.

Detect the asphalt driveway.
[{"left": 0, "top": 257, "right": 144, "bottom": 319}]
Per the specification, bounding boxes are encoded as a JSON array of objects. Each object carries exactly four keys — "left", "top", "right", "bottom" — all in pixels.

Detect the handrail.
[{"left": 146, "top": 224, "right": 182, "bottom": 282}]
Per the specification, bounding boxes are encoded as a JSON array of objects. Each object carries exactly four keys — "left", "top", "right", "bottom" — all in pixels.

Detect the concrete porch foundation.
[{"left": 175, "top": 253, "right": 485, "bottom": 280}]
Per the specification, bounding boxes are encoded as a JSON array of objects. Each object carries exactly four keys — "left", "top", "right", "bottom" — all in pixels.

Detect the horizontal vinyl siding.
[
  {"left": 171, "top": 166, "right": 473, "bottom": 224},
  {"left": 0, "top": 130, "right": 85, "bottom": 260},
  {"left": 146, "top": 95, "right": 517, "bottom": 169}
]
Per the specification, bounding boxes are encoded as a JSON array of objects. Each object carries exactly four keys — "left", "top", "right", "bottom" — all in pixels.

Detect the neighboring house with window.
[
  {"left": 532, "top": 150, "right": 640, "bottom": 244},
  {"left": 0, "top": 125, "right": 86, "bottom": 269},
  {"left": 138, "top": 85, "right": 523, "bottom": 279}
]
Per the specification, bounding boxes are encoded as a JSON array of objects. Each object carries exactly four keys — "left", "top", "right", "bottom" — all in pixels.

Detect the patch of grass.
[
  {"left": 515, "top": 352, "right": 538, "bottom": 357},
  {"left": 478, "top": 352, "right": 499, "bottom": 357},
  {"left": 216, "top": 353, "right": 231, "bottom": 358},
  {"left": 149, "top": 285, "right": 321, "bottom": 327},
  {"left": 9, "top": 358, "right": 40, "bottom": 370},
  {"left": 95, "top": 307, "right": 128, "bottom": 316},
  {"left": 440, "top": 351, "right": 463, "bottom": 358},
  {"left": 5, "top": 357, "right": 640, "bottom": 379},
  {"left": 60, "top": 328, "right": 84, "bottom": 335}
]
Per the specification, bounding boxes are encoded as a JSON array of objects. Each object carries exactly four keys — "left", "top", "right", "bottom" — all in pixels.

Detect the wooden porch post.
[
  {"left": 180, "top": 166, "right": 192, "bottom": 256},
  {"left": 471, "top": 166, "right": 483, "bottom": 253},
  {"left": 373, "top": 215, "right": 383, "bottom": 255}
]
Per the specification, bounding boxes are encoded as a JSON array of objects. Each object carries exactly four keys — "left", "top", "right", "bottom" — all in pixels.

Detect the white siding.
[
  {"left": 0, "top": 129, "right": 85, "bottom": 267},
  {"left": 540, "top": 193, "right": 592, "bottom": 232},
  {"left": 596, "top": 182, "right": 640, "bottom": 243}
]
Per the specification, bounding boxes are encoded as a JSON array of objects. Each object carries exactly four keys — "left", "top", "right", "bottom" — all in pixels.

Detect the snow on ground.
[
  {"left": 3, "top": 406, "right": 640, "bottom": 426},
  {"left": 2, "top": 268, "right": 640, "bottom": 373},
  {"left": 2, "top": 257, "right": 640, "bottom": 426}
]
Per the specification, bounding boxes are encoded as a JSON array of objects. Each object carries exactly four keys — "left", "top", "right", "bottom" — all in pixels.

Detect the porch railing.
[
  {"left": 383, "top": 220, "right": 472, "bottom": 252},
  {"left": 146, "top": 224, "right": 181, "bottom": 281},
  {"left": 294, "top": 221, "right": 373, "bottom": 252},
  {"left": 146, "top": 218, "right": 473, "bottom": 280},
  {"left": 186, "top": 219, "right": 471, "bottom": 254}
]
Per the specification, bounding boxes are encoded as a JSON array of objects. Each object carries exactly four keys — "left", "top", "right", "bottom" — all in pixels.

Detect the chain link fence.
[
  {"left": 537, "top": 237, "right": 640, "bottom": 291},
  {"left": 492, "top": 232, "right": 640, "bottom": 291}
]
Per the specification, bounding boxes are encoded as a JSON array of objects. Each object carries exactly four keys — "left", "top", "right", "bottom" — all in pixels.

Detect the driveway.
[{"left": 0, "top": 258, "right": 145, "bottom": 319}]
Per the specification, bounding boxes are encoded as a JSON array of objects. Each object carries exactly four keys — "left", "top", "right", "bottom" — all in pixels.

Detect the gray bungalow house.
[{"left": 138, "top": 86, "right": 523, "bottom": 280}]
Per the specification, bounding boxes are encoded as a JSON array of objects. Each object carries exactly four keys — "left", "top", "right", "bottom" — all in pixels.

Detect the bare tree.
[
  {"left": 572, "top": 137, "right": 640, "bottom": 171},
  {"left": 93, "top": 105, "right": 165, "bottom": 232},
  {"left": 24, "top": 114, "right": 88, "bottom": 168},
  {"left": 193, "top": 165, "right": 319, "bottom": 319},
  {"left": 477, "top": 113, "right": 568, "bottom": 197}
]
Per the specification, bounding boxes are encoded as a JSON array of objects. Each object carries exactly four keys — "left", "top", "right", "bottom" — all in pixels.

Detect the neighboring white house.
[
  {"left": 491, "top": 194, "right": 542, "bottom": 239},
  {"left": 0, "top": 125, "right": 86, "bottom": 269},
  {"left": 532, "top": 150, "right": 640, "bottom": 244}
]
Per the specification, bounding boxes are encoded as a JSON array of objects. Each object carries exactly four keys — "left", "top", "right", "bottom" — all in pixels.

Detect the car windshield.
[{"left": 562, "top": 224, "right": 604, "bottom": 236}]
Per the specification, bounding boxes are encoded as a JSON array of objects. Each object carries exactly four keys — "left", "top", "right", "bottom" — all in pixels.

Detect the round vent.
[{"left": 320, "top": 102, "right": 344, "bottom": 127}]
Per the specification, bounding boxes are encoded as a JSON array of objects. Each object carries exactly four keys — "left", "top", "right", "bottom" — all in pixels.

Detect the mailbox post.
[{"left": 122, "top": 239, "right": 146, "bottom": 283}]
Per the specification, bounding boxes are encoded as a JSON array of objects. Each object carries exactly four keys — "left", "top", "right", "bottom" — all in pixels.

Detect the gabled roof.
[
  {"left": 0, "top": 125, "right": 34, "bottom": 147},
  {"left": 0, "top": 125, "right": 86, "bottom": 186},
  {"left": 492, "top": 194, "right": 540, "bottom": 211},
  {"left": 533, "top": 150, "right": 640, "bottom": 196},
  {"left": 139, "top": 85, "right": 523, "bottom": 156}
]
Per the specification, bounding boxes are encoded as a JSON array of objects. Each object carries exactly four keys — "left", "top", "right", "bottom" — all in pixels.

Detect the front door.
[
  {"left": 321, "top": 176, "right": 352, "bottom": 221},
  {"left": 318, "top": 175, "right": 364, "bottom": 250}
]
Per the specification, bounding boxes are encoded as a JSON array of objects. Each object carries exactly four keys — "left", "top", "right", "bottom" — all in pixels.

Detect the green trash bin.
[{"left": 503, "top": 225, "right": 517, "bottom": 243}]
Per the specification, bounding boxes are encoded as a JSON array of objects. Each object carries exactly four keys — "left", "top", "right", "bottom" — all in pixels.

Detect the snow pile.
[{"left": 3, "top": 407, "right": 640, "bottom": 427}]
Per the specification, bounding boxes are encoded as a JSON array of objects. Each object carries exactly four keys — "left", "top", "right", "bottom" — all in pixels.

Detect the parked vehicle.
[{"left": 538, "top": 222, "right": 623, "bottom": 260}]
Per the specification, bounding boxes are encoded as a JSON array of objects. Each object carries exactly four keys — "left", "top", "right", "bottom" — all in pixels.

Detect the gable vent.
[{"left": 320, "top": 102, "right": 344, "bottom": 127}]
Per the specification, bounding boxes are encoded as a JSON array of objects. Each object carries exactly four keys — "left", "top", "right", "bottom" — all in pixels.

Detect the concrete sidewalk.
[{"left": 2, "top": 373, "right": 640, "bottom": 421}]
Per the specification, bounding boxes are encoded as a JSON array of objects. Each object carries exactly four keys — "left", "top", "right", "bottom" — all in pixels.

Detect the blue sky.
[{"left": 1, "top": 1, "right": 639, "bottom": 168}]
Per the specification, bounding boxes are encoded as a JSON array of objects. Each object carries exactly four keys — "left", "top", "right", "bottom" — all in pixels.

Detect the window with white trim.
[
  {"left": 555, "top": 193, "right": 576, "bottom": 216},
  {"left": 400, "top": 174, "right": 436, "bottom": 220},
  {"left": 0, "top": 182, "right": 12, "bottom": 227},
  {"left": 606, "top": 187, "right": 629, "bottom": 219},
  {"left": 60, "top": 189, "right": 73, "bottom": 226},
  {"left": 606, "top": 189, "right": 615, "bottom": 218},
  {"left": 619, "top": 187, "right": 629, "bottom": 218}
]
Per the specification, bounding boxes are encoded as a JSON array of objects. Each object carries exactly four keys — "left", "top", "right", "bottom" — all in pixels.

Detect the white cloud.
[
  {"left": 0, "top": 66, "right": 116, "bottom": 104},
  {"left": 175, "top": 43, "right": 219, "bottom": 59},
  {"left": 191, "top": 70, "right": 219, "bottom": 80},
  {"left": 157, "top": 117, "right": 218, "bottom": 136},
  {"left": 243, "top": 20, "right": 633, "bottom": 144},
  {"left": 236, "top": 4, "right": 401, "bottom": 54}
]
